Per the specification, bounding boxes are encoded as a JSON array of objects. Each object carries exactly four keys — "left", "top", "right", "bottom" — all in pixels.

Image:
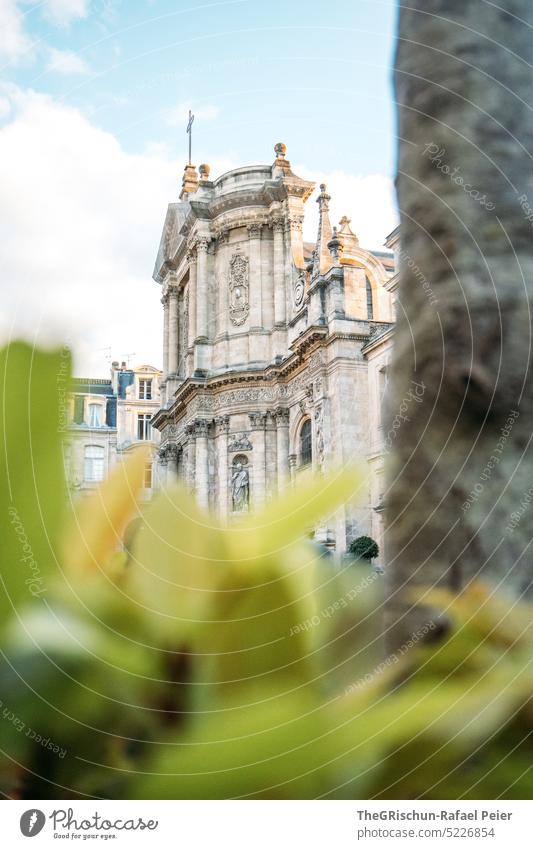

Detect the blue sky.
[
  {"left": 0, "top": 0, "right": 398, "bottom": 374},
  {"left": 11, "top": 0, "right": 397, "bottom": 170}
]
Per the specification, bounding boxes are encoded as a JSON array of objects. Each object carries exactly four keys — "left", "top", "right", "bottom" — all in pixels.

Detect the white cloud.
[
  {"left": 46, "top": 47, "right": 90, "bottom": 74},
  {"left": 295, "top": 165, "right": 398, "bottom": 252},
  {"left": 42, "top": 0, "right": 89, "bottom": 27},
  {"left": 165, "top": 102, "right": 220, "bottom": 128},
  {"left": 0, "top": 0, "right": 33, "bottom": 62},
  {"left": 0, "top": 96, "right": 12, "bottom": 118},
  {"left": 0, "top": 85, "right": 174, "bottom": 376},
  {"left": 0, "top": 86, "right": 238, "bottom": 377}
]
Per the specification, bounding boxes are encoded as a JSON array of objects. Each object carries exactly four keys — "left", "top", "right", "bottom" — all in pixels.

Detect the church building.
[{"left": 152, "top": 144, "right": 396, "bottom": 557}]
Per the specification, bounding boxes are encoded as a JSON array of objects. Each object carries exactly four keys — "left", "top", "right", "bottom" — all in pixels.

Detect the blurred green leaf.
[{"left": 0, "top": 342, "right": 69, "bottom": 633}]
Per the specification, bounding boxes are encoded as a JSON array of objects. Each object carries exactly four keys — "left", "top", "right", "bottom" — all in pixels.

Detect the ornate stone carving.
[
  {"left": 249, "top": 411, "right": 267, "bottom": 429},
  {"left": 271, "top": 217, "right": 284, "bottom": 234},
  {"left": 193, "top": 419, "right": 210, "bottom": 437},
  {"left": 229, "top": 251, "right": 250, "bottom": 326},
  {"left": 217, "top": 229, "right": 230, "bottom": 245},
  {"left": 274, "top": 407, "right": 290, "bottom": 426},
  {"left": 293, "top": 270, "right": 305, "bottom": 309},
  {"left": 309, "top": 350, "right": 326, "bottom": 371},
  {"left": 196, "top": 236, "right": 210, "bottom": 253},
  {"left": 159, "top": 443, "right": 178, "bottom": 462},
  {"left": 214, "top": 414, "right": 230, "bottom": 435},
  {"left": 287, "top": 214, "right": 304, "bottom": 232},
  {"left": 315, "top": 404, "right": 325, "bottom": 468},
  {"left": 228, "top": 433, "right": 253, "bottom": 452},
  {"left": 246, "top": 223, "right": 262, "bottom": 239}
]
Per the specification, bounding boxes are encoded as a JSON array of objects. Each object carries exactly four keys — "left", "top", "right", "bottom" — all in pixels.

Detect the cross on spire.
[{"left": 186, "top": 109, "right": 194, "bottom": 165}]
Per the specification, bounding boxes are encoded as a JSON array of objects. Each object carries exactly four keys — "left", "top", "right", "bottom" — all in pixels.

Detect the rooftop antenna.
[
  {"left": 125, "top": 352, "right": 137, "bottom": 367},
  {"left": 186, "top": 109, "right": 194, "bottom": 165}
]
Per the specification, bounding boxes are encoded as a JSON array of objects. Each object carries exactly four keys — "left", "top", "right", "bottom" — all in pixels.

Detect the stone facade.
[
  {"left": 152, "top": 144, "right": 396, "bottom": 557},
  {"left": 65, "top": 361, "right": 162, "bottom": 498}
]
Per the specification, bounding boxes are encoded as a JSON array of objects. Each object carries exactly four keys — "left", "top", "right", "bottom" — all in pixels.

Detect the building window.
[
  {"left": 299, "top": 419, "right": 312, "bottom": 467},
  {"left": 84, "top": 445, "right": 105, "bottom": 482},
  {"left": 137, "top": 414, "right": 152, "bottom": 440},
  {"left": 366, "top": 277, "right": 374, "bottom": 320},
  {"left": 88, "top": 403, "right": 102, "bottom": 428},
  {"left": 144, "top": 462, "right": 152, "bottom": 489},
  {"left": 139, "top": 379, "right": 152, "bottom": 400}
]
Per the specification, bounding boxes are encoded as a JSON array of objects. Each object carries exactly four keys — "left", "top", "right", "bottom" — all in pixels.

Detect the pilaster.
[
  {"left": 247, "top": 224, "right": 262, "bottom": 330},
  {"left": 186, "top": 248, "right": 197, "bottom": 378},
  {"left": 215, "top": 414, "right": 230, "bottom": 519},
  {"left": 194, "top": 418, "right": 210, "bottom": 509},
  {"left": 249, "top": 411, "right": 267, "bottom": 509},
  {"left": 275, "top": 407, "right": 290, "bottom": 491}
]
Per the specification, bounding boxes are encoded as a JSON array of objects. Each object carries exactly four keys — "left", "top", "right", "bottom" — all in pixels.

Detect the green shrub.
[
  {"left": 2, "top": 343, "right": 533, "bottom": 800},
  {"left": 348, "top": 535, "right": 379, "bottom": 561}
]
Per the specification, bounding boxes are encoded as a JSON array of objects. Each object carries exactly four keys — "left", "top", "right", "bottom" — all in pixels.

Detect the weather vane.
[{"left": 186, "top": 109, "right": 194, "bottom": 165}]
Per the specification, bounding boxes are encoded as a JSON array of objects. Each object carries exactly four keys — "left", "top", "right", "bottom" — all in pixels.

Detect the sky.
[{"left": 0, "top": 0, "right": 398, "bottom": 376}]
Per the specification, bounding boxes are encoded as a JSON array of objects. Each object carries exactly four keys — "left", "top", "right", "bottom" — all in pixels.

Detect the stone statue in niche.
[
  {"left": 229, "top": 252, "right": 250, "bottom": 326},
  {"left": 231, "top": 455, "right": 250, "bottom": 512}
]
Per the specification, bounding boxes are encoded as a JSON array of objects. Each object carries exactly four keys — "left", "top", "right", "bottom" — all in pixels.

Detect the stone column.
[
  {"left": 247, "top": 224, "right": 262, "bottom": 329},
  {"left": 216, "top": 230, "right": 229, "bottom": 336},
  {"left": 162, "top": 294, "right": 169, "bottom": 377},
  {"left": 249, "top": 411, "right": 267, "bottom": 509},
  {"left": 194, "top": 419, "right": 210, "bottom": 510},
  {"left": 157, "top": 450, "right": 168, "bottom": 489},
  {"left": 265, "top": 413, "right": 277, "bottom": 500},
  {"left": 196, "top": 237, "right": 210, "bottom": 341},
  {"left": 215, "top": 415, "right": 230, "bottom": 519},
  {"left": 272, "top": 218, "right": 286, "bottom": 326},
  {"left": 168, "top": 287, "right": 179, "bottom": 376},
  {"left": 187, "top": 249, "right": 197, "bottom": 377},
  {"left": 167, "top": 445, "right": 178, "bottom": 482},
  {"left": 275, "top": 407, "right": 290, "bottom": 492},
  {"left": 185, "top": 423, "right": 196, "bottom": 493}
]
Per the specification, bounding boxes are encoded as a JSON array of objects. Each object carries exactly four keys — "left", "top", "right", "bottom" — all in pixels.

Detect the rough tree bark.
[{"left": 385, "top": 1, "right": 533, "bottom": 647}]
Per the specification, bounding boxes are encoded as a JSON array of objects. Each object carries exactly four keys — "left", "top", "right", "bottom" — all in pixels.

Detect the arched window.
[
  {"left": 84, "top": 445, "right": 105, "bottom": 482},
  {"left": 366, "top": 277, "right": 374, "bottom": 320},
  {"left": 299, "top": 419, "right": 312, "bottom": 467}
]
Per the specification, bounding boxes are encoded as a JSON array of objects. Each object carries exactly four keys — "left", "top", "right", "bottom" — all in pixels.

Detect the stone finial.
[
  {"left": 272, "top": 142, "right": 292, "bottom": 176},
  {"left": 327, "top": 226, "right": 342, "bottom": 264},
  {"left": 179, "top": 162, "right": 199, "bottom": 199},
  {"left": 338, "top": 214, "right": 359, "bottom": 250},
  {"left": 199, "top": 163, "right": 211, "bottom": 181},
  {"left": 317, "top": 184, "right": 331, "bottom": 208},
  {"left": 312, "top": 184, "right": 333, "bottom": 278}
]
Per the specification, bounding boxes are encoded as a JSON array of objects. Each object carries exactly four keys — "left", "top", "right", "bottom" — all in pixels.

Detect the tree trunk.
[{"left": 386, "top": 0, "right": 533, "bottom": 647}]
